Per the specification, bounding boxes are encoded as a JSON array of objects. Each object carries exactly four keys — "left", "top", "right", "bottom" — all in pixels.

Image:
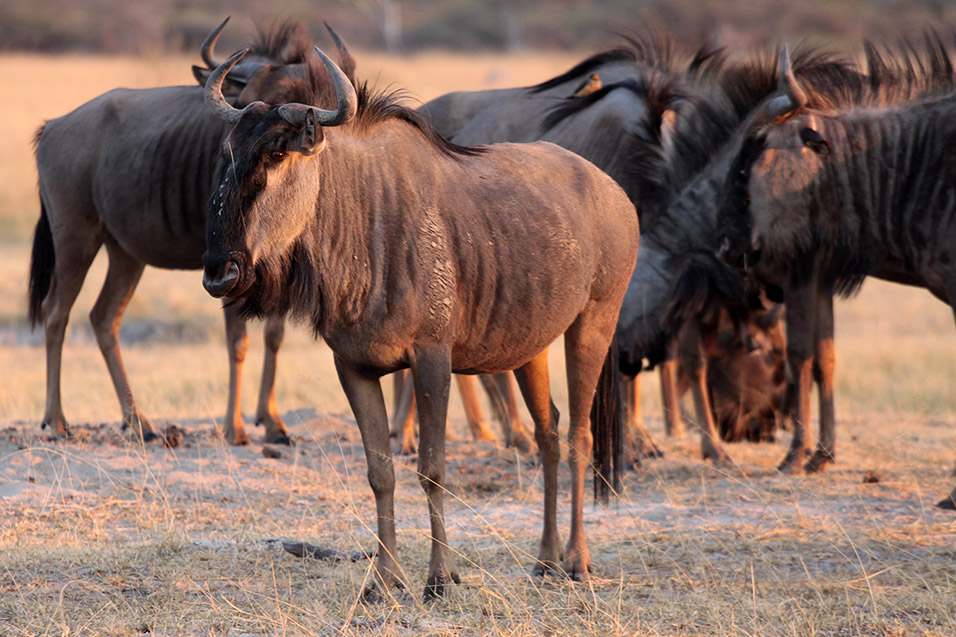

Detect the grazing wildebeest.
[
  {"left": 663, "top": 252, "right": 789, "bottom": 445},
  {"left": 615, "top": 45, "right": 864, "bottom": 462},
  {"left": 717, "top": 37, "right": 956, "bottom": 477},
  {"left": 28, "top": 20, "right": 342, "bottom": 444},
  {"left": 202, "top": 47, "right": 639, "bottom": 597},
  {"left": 421, "top": 35, "right": 729, "bottom": 459}
]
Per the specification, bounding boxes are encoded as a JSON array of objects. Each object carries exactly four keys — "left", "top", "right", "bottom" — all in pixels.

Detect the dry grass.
[{"left": 1, "top": 52, "right": 955, "bottom": 636}]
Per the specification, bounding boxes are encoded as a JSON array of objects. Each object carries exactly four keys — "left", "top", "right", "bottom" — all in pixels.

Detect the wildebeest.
[
  {"left": 421, "top": 35, "right": 733, "bottom": 458},
  {"left": 202, "top": 47, "right": 639, "bottom": 597},
  {"left": 615, "top": 45, "right": 862, "bottom": 461},
  {"left": 28, "top": 20, "right": 342, "bottom": 444},
  {"left": 717, "top": 37, "right": 956, "bottom": 474}
]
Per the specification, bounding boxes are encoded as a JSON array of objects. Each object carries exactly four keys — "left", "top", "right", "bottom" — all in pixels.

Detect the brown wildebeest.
[
  {"left": 27, "top": 20, "right": 344, "bottom": 444},
  {"left": 616, "top": 45, "right": 862, "bottom": 462},
  {"left": 421, "top": 35, "right": 728, "bottom": 458},
  {"left": 717, "top": 38, "right": 956, "bottom": 479},
  {"left": 202, "top": 47, "right": 638, "bottom": 598}
]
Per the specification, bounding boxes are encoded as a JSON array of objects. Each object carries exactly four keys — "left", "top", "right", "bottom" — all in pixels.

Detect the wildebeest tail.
[
  {"left": 591, "top": 335, "right": 623, "bottom": 504},
  {"left": 663, "top": 251, "right": 751, "bottom": 334},
  {"left": 28, "top": 198, "right": 54, "bottom": 327}
]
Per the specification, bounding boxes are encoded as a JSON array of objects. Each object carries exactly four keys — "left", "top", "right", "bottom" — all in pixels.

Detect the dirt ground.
[{"left": 1, "top": 403, "right": 954, "bottom": 635}]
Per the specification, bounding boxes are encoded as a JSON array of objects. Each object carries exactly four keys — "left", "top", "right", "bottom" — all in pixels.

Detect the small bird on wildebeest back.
[{"left": 570, "top": 73, "right": 602, "bottom": 98}]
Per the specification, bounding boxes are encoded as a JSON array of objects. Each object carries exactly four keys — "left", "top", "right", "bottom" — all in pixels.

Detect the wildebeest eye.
[
  {"left": 269, "top": 150, "right": 286, "bottom": 162},
  {"left": 800, "top": 127, "right": 830, "bottom": 156}
]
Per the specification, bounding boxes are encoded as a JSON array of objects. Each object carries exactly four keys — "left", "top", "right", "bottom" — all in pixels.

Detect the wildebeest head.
[
  {"left": 202, "top": 45, "right": 358, "bottom": 300},
  {"left": 191, "top": 18, "right": 335, "bottom": 107},
  {"left": 717, "top": 45, "right": 832, "bottom": 274}
]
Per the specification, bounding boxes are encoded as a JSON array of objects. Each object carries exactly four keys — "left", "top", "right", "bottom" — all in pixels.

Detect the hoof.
[
  {"left": 265, "top": 433, "right": 292, "bottom": 446},
  {"left": 777, "top": 447, "right": 810, "bottom": 475},
  {"left": 142, "top": 431, "right": 160, "bottom": 443},
  {"left": 510, "top": 431, "right": 538, "bottom": 456},
  {"left": 804, "top": 450, "right": 834, "bottom": 474},
  {"left": 423, "top": 570, "right": 460, "bottom": 601},
  {"left": 532, "top": 560, "right": 562, "bottom": 577},
  {"left": 562, "top": 559, "right": 591, "bottom": 582},
  {"left": 936, "top": 496, "right": 956, "bottom": 511}
]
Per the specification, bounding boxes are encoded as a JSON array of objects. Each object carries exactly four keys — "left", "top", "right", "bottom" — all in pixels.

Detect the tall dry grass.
[{"left": 0, "top": 51, "right": 954, "bottom": 635}]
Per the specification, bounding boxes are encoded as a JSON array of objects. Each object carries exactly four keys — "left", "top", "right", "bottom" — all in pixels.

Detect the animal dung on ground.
[
  {"left": 862, "top": 470, "right": 881, "bottom": 484},
  {"left": 262, "top": 445, "right": 283, "bottom": 459},
  {"left": 281, "top": 540, "right": 375, "bottom": 562}
]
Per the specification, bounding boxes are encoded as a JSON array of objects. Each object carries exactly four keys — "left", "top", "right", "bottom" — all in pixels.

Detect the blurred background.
[
  {"left": 1, "top": 1, "right": 954, "bottom": 426},
  {"left": 3, "top": 0, "right": 956, "bottom": 54}
]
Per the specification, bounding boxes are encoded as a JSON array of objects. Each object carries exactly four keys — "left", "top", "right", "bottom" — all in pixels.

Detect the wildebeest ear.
[
  {"left": 800, "top": 127, "right": 830, "bottom": 156},
  {"left": 192, "top": 65, "right": 246, "bottom": 96},
  {"left": 298, "top": 109, "right": 326, "bottom": 155}
]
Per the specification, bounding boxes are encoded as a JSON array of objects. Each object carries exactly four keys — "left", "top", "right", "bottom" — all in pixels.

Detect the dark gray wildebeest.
[
  {"left": 717, "top": 37, "right": 956, "bottom": 486},
  {"left": 615, "top": 44, "right": 865, "bottom": 462},
  {"left": 202, "top": 47, "right": 639, "bottom": 598},
  {"left": 28, "top": 20, "right": 346, "bottom": 444},
  {"left": 421, "top": 34, "right": 734, "bottom": 460}
]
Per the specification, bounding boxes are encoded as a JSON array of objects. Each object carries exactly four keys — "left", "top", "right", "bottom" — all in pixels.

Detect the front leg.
[
  {"left": 411, "top": 345, "right": 458, "bottom": 600},
  {"left": 806, "top": 287, "right": 836, "bottom": 473},
  {"left": 334, "top": 357, "right": 404, "bottom": 598},
  {"left": 780, "top": 284, "right": 816, "bottom": 474}
]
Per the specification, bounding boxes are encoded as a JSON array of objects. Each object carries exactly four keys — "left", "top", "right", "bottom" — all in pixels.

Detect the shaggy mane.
[
  {"left": 529, "top": 49, "right": 638, "bottom": 93},
  {"left": 300, "top": 56, "right": 484, "bottom": 158},
  {"left": 628, "top": 44, "right": 862, "bottom": 223}
]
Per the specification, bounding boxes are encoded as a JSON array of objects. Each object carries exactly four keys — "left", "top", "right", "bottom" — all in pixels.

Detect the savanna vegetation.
[{"left": 0, "top": 24, "right": 954, "bottom": 636}]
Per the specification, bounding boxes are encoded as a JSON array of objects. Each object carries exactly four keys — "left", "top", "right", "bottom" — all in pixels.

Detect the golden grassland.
[{"left": 0, "top": 53, "right": 955, "bottom": 635}]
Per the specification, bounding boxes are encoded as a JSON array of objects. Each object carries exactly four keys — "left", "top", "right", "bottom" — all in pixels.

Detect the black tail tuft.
[
  {"left": 591, "top": 337, "right": 623, "bottom": 504},
  {"left": 28, "top": 201, "right": 55, "bottom": 327}
]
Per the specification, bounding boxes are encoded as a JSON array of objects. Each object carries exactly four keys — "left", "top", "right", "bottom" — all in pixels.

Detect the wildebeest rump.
[
  {"left": 201, "top": 47, "right": 639, "bottom": 598},
  {"left": 717, "top": 36, "right": 956, "bottom": 474},
  {"left": 27, "top": 20, "right": 340, "bottom": 444},
  {"left": 421, "top": 35, "right": 737, "bottom": 458}
]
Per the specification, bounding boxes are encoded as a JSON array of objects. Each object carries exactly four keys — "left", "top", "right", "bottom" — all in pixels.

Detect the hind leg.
[
  {"left": 255, "top": 315, "right": 290, "bottom": 444},
  {"left": 40, "top": 235, "right": 101, "bottom": 437},
  {"left": 679, "top": 323, "right": 731, "bottom": 463},
  {"left": 513, "top": 349, "right": 562, "bottom": 574},
  {"left": 90, "top": 239, "right": 157, "bottom": 441},
  {"left": 482, "top": 372, "right": 536, "bottom": 454},
  {"left": 456, "top": 375, "right": 496, "bottom": 442},
  {"left": 562, "top": 303, "right": 622, "bottom": 581},
  {"left": 389, "top": 369, "right": 417, "bottom": 454},
  {"left": 623, "top": 373, "right": 662, "bottom": 462},
  {"left": 659, "top": 343, "right": 686, "bottom": 438}
]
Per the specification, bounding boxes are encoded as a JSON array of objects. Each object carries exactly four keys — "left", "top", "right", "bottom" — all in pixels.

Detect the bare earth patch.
[{"left": 1, "top": 409, "right": 954, "bottom": 635}]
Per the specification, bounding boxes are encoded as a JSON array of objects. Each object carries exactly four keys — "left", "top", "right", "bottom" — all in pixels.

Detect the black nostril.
[{"left": 203, "top": 259, "right": 240, "bottom": 297}]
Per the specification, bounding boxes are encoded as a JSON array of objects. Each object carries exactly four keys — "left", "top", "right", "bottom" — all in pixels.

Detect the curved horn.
[
  {"left": 324, "top": 21, "right": 357, "bottom": 79},
  {"left": 205, "top": 48, "right": 257, "bottom": 124},
  {"left": 277, "top": 45, "right": 358, "bottom": 128},
  {"left": 768, "top": 44, "right": 808, "bottom": 117},
  {"left": 201, "top": 16, "right": 230, "bottom": 69}
]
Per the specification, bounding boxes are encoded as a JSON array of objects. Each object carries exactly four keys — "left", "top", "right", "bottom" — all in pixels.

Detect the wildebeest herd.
[{"left": 25, "top": 16, "right": 956, "bottom": 600}]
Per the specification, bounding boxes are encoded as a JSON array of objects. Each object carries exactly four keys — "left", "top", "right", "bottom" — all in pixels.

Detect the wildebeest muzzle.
[{"left": 202, "top": 250, "right": 251, "bottom": 298}]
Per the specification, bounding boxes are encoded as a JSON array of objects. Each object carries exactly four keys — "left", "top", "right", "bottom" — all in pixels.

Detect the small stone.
[
  {"left": 262, "top": 446, "right": 283, "bottom": 459},
  {"left": 862, "top": 470, "right": 880, "bottom": 484}
]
